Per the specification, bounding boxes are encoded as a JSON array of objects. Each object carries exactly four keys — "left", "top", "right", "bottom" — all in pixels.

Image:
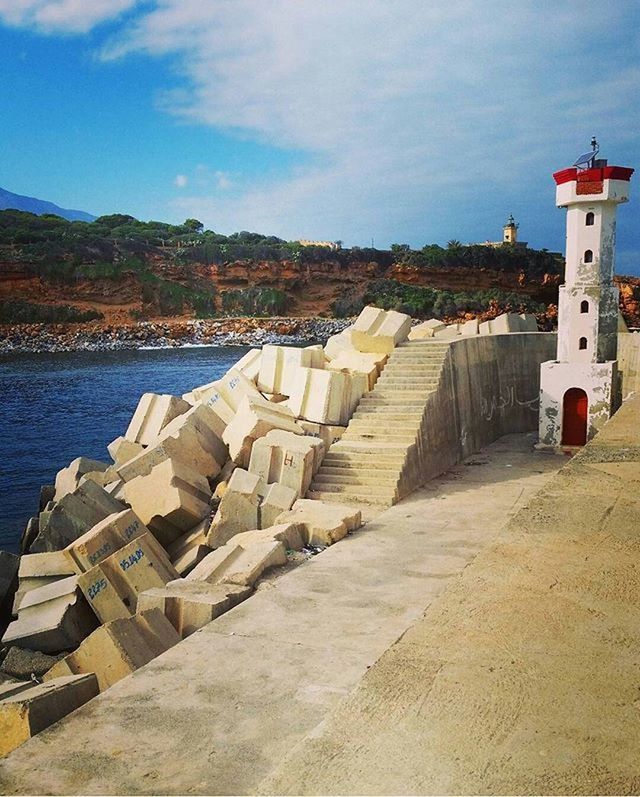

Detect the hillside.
[
  {"left": 0, "top": 209, "right": 638, "bottom": 328},
  {"left": 0, "top": 188, "right": 94, "bottom": 222}
]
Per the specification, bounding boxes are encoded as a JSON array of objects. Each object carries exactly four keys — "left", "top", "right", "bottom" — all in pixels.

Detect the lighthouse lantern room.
[{"left": 538, "top": 140, "right": 633, "bottom": 447}]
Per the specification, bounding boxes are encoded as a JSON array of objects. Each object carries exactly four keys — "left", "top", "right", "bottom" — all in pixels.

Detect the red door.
[{"left": 562, "top": 388, "right": 588, "bottom": 445}]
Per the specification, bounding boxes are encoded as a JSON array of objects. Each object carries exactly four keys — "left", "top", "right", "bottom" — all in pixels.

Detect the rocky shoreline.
[{"left": 0, "top": 317, "right": 352, "bottom": 354}]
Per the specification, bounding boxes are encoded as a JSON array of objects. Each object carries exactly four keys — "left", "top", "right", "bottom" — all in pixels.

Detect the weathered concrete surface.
[
  {"left": 263, "top": 393, "right": 640, "bottom": 796},
  {"left": 0, "top": 433, "right": 559, "bottom": 795},
  {"left": 618, "top": 331, "right": 640, "bottom": 398}
]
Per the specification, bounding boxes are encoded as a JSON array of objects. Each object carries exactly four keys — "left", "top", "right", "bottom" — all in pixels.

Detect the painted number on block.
[
  {"left": 88, "top": 578, "right": 108, "bottom": 600},
  {"left": 88, "top": 541, "right": 113, "bottom": 566},
  {"left": 120, "top": 548, "right": 145, "bottom": 571},
  {"left": 123, "top": 518, "right": 140, "bottom": 540}
]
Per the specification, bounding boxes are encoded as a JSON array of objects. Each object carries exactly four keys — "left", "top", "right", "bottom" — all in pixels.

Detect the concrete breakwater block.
[
  {"left": 0, "top": 551, "right": 19, "bottom": 637},
  {"left": 275, "top": 499, "right": 362, "bottom": 547},
  {"left": 122, "top": 459, "right": 212, "bottom": 547},
  {"left": 191, "top": 368, "right": 263, "bottom": 417},
  {"left": 12, "top": 552, "right": 75, "bottom": 615},
  {"left": 249, "top": 429, "right": 323, "bottom": 498},
  {"left": 137, "top": 581, "right": 250, "bottom": 638},
  {"left": 232, "top": 347, "right": 262, "bottom": 383},
  {"left": 260, "top": 483, "right": 298, "bottom": 528},
  {"left": 54, "top": 457, "right": 110, "bottom": 503},
  {"left": 77, "top": 533, "right": 179, "bottom": 624},
  {"left": 223, "top": 396, "right": 303, "bottom": 467},
  {"left": 107, "top": 436, "right": 144, "bottom": 467},
  {"left": 117, "top": 404, "right": 227, "bottom": 483},
  {"left": 408, "top": 319, "right": 446, "bottom": 339},
  {"left": 186, "top": 538, "right": 287, "bottom": 588},
  {"left": 327, "top": 350, "right": 386, "bottom": 391},
  {"left": 63, "top": 509, "right": 148, "bottom": 574},
  {"left": 325, "top": 328, "right": 355, "bottom": 360},
  {"left": 124, "top": 393, "right": 191, "bottom": 446},
  {"left": 299, "top": 421, "right": 347, "bottom": 450},
  {"left": 351, "top": 307, "right": 412, "bottom": 354},
  {"left": 286, "top": 367, "right": 367, "bottom": 426},
  {"left": 3, "top": 575, "right": 98, "bottom": 654},
  {"left": 30, "top": 480, "right": 126, "bottom": 553},
  {"left": 0, "top": 673, "right": 99, "bottom": 758},
  {"left": 44, "top": 609, "right": 180, "bottom": 693},
  {"left": 257, "top": 345, "right": 323, "bottom": 396},
  {"left": 166, "top": 519, "right": 212, "bottom": 576},
  {"left": 206, "top": 468, "right": 262, "bottom": 549},
  {"left": 232, "top": 522, "right": 306, "bottom": 552}
]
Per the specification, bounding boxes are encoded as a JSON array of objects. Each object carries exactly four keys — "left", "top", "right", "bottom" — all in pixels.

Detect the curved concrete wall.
[{"left": 400, "top": 333, "right": 557, "bottom": 498}]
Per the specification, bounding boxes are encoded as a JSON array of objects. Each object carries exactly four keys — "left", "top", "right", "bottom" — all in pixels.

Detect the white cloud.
[
  {"left": 100, "top": 0, "right": 640, "bottom": 245},
  {"left": 174, "top": 173, "right": 188, "bottom": 188},
  {"left": 0, "top": 0, "right": 139, "bottom": 33}
]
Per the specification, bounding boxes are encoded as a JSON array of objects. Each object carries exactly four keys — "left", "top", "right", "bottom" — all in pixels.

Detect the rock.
[
  {"left": 0, "top": 552, "right": 19, "bottom": 637},
  {"left": 19, "top": 516, "right": 40, "bottom": 554}
]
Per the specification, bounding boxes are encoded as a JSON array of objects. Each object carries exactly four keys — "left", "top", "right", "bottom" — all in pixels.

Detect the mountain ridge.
[{"left": 0, "top": 186, "right": 95, "bottom": 222}]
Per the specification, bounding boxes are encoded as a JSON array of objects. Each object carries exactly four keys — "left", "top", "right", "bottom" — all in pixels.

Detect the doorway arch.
[{"left": 562, "top": 388, "right": 588, "bottom": 445}]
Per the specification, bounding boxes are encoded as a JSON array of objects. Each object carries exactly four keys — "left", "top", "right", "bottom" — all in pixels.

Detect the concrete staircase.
[{"left": 308, "top": 340, "right": 451, "bottom": 506}]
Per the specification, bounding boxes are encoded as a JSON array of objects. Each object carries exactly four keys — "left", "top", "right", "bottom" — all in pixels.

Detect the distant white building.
[
  {"left": 538, "top": 145, "right": 634, "bottom": 447},
  {"left": 471, "top": 215, "right": 528, "bottom": 248},
  {"left": 297, "top": 239, "right": 340, "bottom": 250}
]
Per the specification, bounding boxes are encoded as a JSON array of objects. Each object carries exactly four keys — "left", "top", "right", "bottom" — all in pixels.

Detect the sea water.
[{"left": 0, "top": 345, "right": 254, "bottom": 553}]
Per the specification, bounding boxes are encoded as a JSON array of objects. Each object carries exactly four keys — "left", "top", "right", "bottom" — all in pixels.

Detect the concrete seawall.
[
  {"left": 403, "top": 332, "right": 557, "bottom": 498},
  {"left": 618, "top": 331, "right": 640, "bottom": 398}
]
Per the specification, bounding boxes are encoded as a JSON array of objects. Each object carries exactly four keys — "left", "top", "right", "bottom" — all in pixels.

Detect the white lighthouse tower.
[{"left": 539, "top": 141, "right": 633, "bottom": 447}]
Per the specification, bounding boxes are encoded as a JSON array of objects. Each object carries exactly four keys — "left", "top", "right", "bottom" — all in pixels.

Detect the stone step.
[
  {"left": 312, "top": 473, "right": 398, "bottom": 488},
  {"left": 332, "top": 441, "right": 410, "bottom": 456},
  {"left": 383, "top": 364, "right": 442, "bottom": 372},
  {"left": 307, "top": 488, "right": 396, "bottom": 507},
  {"left": 348, "top": 419, "right": 421, "bottom": 432},
  {"left": 352, "top": 409, "right": 424, "bottom": 420},
  {"left": 318, "top": 464, "right": 401, "bottom": 477},
  {"left": 376, "top": 377, "right": 440, "bottom": 387},
  {"left": 342, "top": 433, "right": 416, "bottom": 445},
  {"left": 368, "top": 391, "right": 434, "bottom": 400},
  {"left": 321, "top": 456, "right": 403, "bottom": 471}
]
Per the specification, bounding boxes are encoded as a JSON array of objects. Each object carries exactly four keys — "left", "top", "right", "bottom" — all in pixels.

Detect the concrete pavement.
[{"left": 0, "top": 432, "right": 559, "bottom": 795}]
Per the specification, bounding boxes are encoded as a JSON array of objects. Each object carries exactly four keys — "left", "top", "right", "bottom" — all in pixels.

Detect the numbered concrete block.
[
  {"left": 257, "top": 345, "right": 318, "bottom": 395},
  {"left": 107, "top": 437, "right": 144, "bottom": 467},
  {"left": 223, "top": 396, "right": 303, "bottom": 467},
  {"left": 327, "top": 351, "right": 384, "bottom": 391},
  {"left": 287, "top": 368, "right": 346, "bottom": 425},
  {"left": 275, "top": 498, "right": 362, "bottom": 547},
  {"left": 206, "top": 468, "right": 262, "bottom": 549},
  {"left": 0, "top": 673, "right": 99, "bottom": 757},
  {"left": 125, "top": 393, "right": 191, "bottom": 446},
  {"left": 248, "top": 429, "right": 322, "bottom": 497},
  {"left": 77, "top": 534, "right": 179, "bottom": 624},
  {"left": 351, "top": 307, "right": 412, "bottom": 354},
  {"left": 137, "top": 582, "right": 250, "bottom": 638},
  {"left": 460, "top": 318, "right": 479, "bottom": 336},
  {"left": 54, "top": 457, "right": 110, "bottom": 503},
  {"left": 122, "top": 459, "right": 212, "bottom": 547},
  {"left": 31, "top": 481, "right": 126, "bottom": 554},
  {"left": 166, "top": 519, "right": 211, "bottom": 576},
  {"left": 44, "top": 609, "right": 180, "bottom": 692},
  {"left": 63, "top": 509, "right": 148, "bottom": 574},
  {"left": 299, "top": 421, "right": 347, "bottom": 450},
  {"left": 186, "top": 539, "right": 286, "bottom": 587},
  {"left": 118, "top": 404, "right": 227, "bottom": 483},
  {"left": 260, "top": 483, "right": 297, "bottom": 528},
  {"left": 324, "top": 328, "right": 355, "bottom": 361},
  {"left": 2, "top": 576, "right": 98, "bottom": 654},
  {"left": 408, "top": 319, "right": 446, "bottom": 340},
  {"left": 189, "top": 370, "right": 265, "bottom": 431},
  {"left": 232, "top": 348, "right": 262, "bottom": 383},
  {"left": 13, "top": 552, "right": 75, "bottom": 614}
]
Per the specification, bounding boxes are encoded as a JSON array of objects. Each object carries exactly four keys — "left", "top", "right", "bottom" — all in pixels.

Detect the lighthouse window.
[
  {"left": 579, "top": 337, "right": 588, "bottom": 350},
  {"left": 586, "top": 212, "right": 595, "bottom": 226},
  {"left": 580, "top": 300, "right": 589, "bottom": 313},
  {"left": 584, "top": 249, "right": 593, "bottom": 263}
]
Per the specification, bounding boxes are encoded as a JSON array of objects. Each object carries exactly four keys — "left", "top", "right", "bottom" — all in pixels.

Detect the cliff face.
[{"left": 1, "top": 252, "right": 638, "bottom": 327}]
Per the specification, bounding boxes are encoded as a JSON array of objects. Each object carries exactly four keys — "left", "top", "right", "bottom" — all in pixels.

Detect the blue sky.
[{"left": 0, "top": 1, "right": 638, "bottom": 273}]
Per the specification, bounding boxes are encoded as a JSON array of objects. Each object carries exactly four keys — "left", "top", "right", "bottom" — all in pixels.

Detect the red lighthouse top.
[{"left": 553, "top": 165, "right": 634, "bottom": 186}]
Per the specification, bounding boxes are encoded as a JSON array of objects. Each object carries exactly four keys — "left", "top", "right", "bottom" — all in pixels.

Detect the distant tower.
[
  {"left": 538, "top": 140, "right": 633, "bottom": 447},
  {"left": 503, "top": 214, "right": 519, "bottom": 244}
]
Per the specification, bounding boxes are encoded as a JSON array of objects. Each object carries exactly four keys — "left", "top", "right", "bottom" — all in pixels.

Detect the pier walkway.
[{"left": 0, "top": 431, "right": 560, "bottom": 794}]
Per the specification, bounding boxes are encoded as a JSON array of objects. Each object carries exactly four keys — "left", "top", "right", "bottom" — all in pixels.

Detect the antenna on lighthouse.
[{"left": 573, "top": 137, "right": 600, "bottom": 170}]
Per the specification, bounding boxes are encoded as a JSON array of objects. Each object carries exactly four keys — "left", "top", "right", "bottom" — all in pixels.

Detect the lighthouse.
[{"left": 538, "top": 141, "right": 633, "bottom": 447}]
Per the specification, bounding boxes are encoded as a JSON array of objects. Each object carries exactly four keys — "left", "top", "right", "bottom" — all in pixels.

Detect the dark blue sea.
[{"left": 0, "top": 345, "right": 254, "bottom": 553}]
